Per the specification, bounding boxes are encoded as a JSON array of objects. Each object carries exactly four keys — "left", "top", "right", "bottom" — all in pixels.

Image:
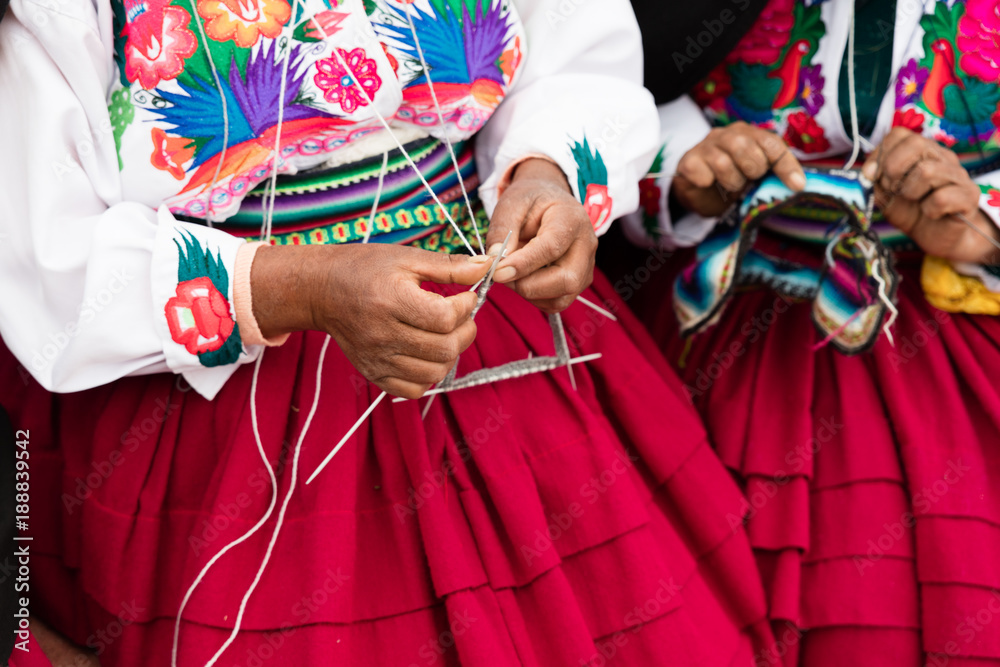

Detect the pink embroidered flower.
[
  {"left": 692, "top": 66, "right": 732, "bottom": 107},
  {"left": 198, "top": 0, "right": 291, "bottom": 48},
  {"left": 935, "top": 131, "right": 958, "bottom": 148},
  {"left": 583, "top": 183, "right": 613, "bottom": 230},
  {"left": 123, "top": 0, "right": 198, "bottom": 90},
  {"left": 150, "top": 127, "right": 195, "bottom": 180},
  {"left": 784, "top": 111, "right": 830, "bottom": 154},
  {"left": 314, "top": 48, "right": 383, "bottom": 114},
  {"left": 892, "top": 108, "right": 925, "bottom": 132},
  {"left": 165, "top": 277, "right": 235, "bottom": 355},
  {"left": 957, "top": 0, "right": 1000, "bottom": 84},
  {"left": 987, "top": 188, "right": 1000, "bottom": 209},
  {"left": 727, "top": 0, "right": 796, "bottom": 66}
]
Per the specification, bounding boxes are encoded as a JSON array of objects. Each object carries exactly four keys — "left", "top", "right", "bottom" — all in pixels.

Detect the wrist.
[
  {"left": 511, "top": 157, "right": 571, "bottom": 194},
  {"left": 250, "top": 244, "right": 325, "bottom": 339}
]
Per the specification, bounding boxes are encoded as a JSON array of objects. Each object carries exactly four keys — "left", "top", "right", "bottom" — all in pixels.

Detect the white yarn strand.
[
  {"left": 402, "top": 5, "right": 484, "bottom": 253},
  {"left": 844, "top": 3, "right": 862, "bottom": 171},
  {"left": 364, "top": 151, "right": 390, "bottom": 244},
  {"left": 171, "top": 352, "right": 278, "bottom": 667}
]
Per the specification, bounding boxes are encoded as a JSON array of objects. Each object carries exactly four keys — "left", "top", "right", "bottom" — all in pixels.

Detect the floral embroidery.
[
  {"left": 570, "top": 137, "right": 612, "bottom": 230},
  {"left": 798, "top": 64, "right": 824, "bottom": 116},
  {"left": 150, "top": 127, "right": 196, "bottom": 180},
  {"left": 314, "top": 48, "right": 383, "bottom": 114},
  {"left": 166, "top": 232, "right": 242, "bottom": 366},
  {"left": 165, "top": 277, "right": 235, "bottom": 355},
  {"left": 956, "top": 0, "right": 1000, "bottom": 85},
  {"left": 639, "top": 145, "right": 666, "bottom": 240},
  {"left": 198, "top": 0, "right": 291, "bottom": 48},
  {"left": 784, "top": 111, "right": 829, "bottom": 154},
  {"left": 895, "top": 58, "right": 928, "bottom": 108},
  {"left": 892, "top": 108, "right": 925, "bottom": 132},
  {"left": 727, "top": 0, "right": 795, "bottom": 66},
  {"left": 122, "top": 0, "right": 198, "bottom": 90},
  {"left": 692, "top": 67, "right": 731, "bottom": 108},
  {"left": 987, "top": 188, "right": 1000, "bottom": 209}
]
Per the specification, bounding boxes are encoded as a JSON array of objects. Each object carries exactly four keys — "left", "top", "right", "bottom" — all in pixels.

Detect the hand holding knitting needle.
[
  {"left": 486, "top": 157, "right": 598, "bottom": 313},
  {"left": 862, "top": 127, "right": 1000, "bottom": 265}
]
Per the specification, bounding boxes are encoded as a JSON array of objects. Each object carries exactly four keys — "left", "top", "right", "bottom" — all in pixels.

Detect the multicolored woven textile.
[
  {"left": 207, "top": 137, "right": 487, "bottom": 253},
  {"left": 675, "top": 167, "right": 900, "bottom": 355}
]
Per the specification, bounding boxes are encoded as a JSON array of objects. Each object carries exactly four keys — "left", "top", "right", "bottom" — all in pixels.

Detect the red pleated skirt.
[
  {"left": 0, "top": 272, "right": 776, "bottom": 666},
  {"left": 637, "top": 253, "right": 1000, "bottom": 667}
]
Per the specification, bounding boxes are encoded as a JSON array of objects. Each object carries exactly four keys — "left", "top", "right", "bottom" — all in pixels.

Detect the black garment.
[
  {"left": 0, "top": 1, "right": 8, "bottom": 24},
  {"left": 630, "top": 0, "right": 769, "bottom": 104}
]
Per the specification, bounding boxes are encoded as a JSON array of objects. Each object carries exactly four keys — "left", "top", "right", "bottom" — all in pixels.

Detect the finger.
[
  {"left": 863, "top": 126, "right": 919, "bottom": 182},
  {"left": 513, "top": 234, "right": 596, "bottom": 302},
  {"left": 702, "top": 146, "right": 746, "bottom": 192},
  {"left": 394, "top": 285, "right": 477, "bottom": 334},
  {"left": 719, "top": 130, "right": 772, "bottom": 182},
  {"left": 395, "top": 319, "right": 478, "bottom": 364},
  {"left": 492, "top": 204, "right": 580, "bottom": 283},
  {"left": 754, "top": 129, "right": 805, "bottom": 190},
  {"left": 893, "top": 158, "right": 967, "bottom": 202},
  {"left": 381, "top": 355, "right": 454, "bottom": 386},
  {"left": 485, "top": 189, "right": 544, "bottom": 255},
  {"left": 377, "top": 377, "right": 434, "bottom": 400},
  {"left": 406, "top": 248, "right": 492, "bottom": 285},
  {"left": 527, "top": 295, "right": 577, "bottom": 314},
  {"left": 920, "top": 183, "right": 980, "bottom": 221},
  {"left": 676, "top": 150, "right": 717, "bottom": 189}
]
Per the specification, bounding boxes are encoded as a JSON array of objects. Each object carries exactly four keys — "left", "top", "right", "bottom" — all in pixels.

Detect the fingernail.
[
  {"left": 862, "top": 163, "right": 876, "bottom": 180},
  {"left": 468, "top": 254, "right": 491, "bottom": 264},
  {"left": 488, "top": 243, "right": 502, "bottom": 257},
  {"left": 494, "top": 266, "right": 516, "bottom": 282},
  {"left": 789, "top": 172, "right": 806, "bottom": 191}
]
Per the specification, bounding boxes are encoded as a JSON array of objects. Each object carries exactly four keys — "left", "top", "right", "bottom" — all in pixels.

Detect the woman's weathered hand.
[
  {"left": 862, "top": 127, "right": 1000, "bottom": 264},
  {"left": 485, "top": 158, "right": 598, "bottom": 313},
  {"left": 250, "top": 243, "right": 491, "bottom": 399},
  {"left": 674, "top": 121, "right": 806, "bottom": 217}
]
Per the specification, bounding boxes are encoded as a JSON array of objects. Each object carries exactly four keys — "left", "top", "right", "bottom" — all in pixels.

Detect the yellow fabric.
[{"left": 921, "top": 255, "right": 1000, "bottom": 315}]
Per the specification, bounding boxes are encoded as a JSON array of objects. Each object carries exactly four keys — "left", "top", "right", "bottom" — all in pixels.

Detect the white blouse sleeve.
[
  {"left": 473, "top": 0, "right": 659, "bottom": 236},
  {"left": 620, "top": 96, "right": 718, "bottom": 249},
  {"left": 0, "top": 0, "right": 258, "bottom": 400}
]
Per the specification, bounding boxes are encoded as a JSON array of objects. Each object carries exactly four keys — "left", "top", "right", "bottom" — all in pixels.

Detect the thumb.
[{"left": 406, "top": 248, "right": 492, "bottom": 285}]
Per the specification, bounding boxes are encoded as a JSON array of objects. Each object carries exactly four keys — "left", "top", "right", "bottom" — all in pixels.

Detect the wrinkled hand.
[
  {"left": 674, "top": 121, "right": 806, "bottom": 217},
  {"left": 862, "top": 127, "right": 1000, "bottom": 264},
  {"left": 251, "top": 243, "right": 491, "bottom": 399},
  {"left": 485, "top": 158, "right": 597, "bottom": 313}
]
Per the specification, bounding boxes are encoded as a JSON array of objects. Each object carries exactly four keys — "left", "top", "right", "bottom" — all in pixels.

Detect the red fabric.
[
  {"left": 7, "top": 632, "right": 52, "bottom": 667},
  {"left": 0, "top": 272, "right": 775, "bottom": 666},
  {"left": 636, "top": 253, "right": 1000, "bottom": 667}
]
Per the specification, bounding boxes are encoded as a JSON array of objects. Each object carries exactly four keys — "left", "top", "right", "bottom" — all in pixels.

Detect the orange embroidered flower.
[
  {"left": 198, "top": 0, "right": 291, "bottom": 48},
  {"left": 150, "top": 127, "right": 196, "bottom": 180}
]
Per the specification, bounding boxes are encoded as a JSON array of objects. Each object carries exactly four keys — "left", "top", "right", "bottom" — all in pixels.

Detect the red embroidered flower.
[
  {"left": 692, "top": 66, "right": 732, "bottom": 107},
  {"left": 583, "top": 183, "right": 613, "bottom": 230},
  {"left": 892, "top": 108, "right": 925, "bottom": 132},
  {"left": 150, "top": 127, "right": 196, "bottom": 180},
  {"left": 727, "top": 0, "right": 796, "bottom": 66},
  {"left": 165, "top": 277, "right": 235, "bottom": 355},
  {"left": 124, "top": 1, "right": 198, "bottom": 90},
  {"left": 934, "top": 131, "right": 958, "bottom": 148},
  {"left": 639, "top": 178, "right": 661, "bottom": 218},
  {"left": 987, "top": 188, "right": 1000, "bottom": 209},
  {"left": 198, "top": 0, "right": 291, "bottom": 48},
  {"left": 783, "top": 111, "right": 830, "bottom": 154},
  {"left": 314, "top": 48, "right": 383, "bottom": 114},
  {"left": 957, "top": 0, "right": 1000, "bottom": 84},
  {"left": 304, "top": 10, "right": 349, "bottom": 40}
]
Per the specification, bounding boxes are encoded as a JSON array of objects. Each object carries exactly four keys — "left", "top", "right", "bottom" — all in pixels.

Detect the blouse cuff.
[{"left": 234, "top": 242, "right": 291, "bottom": 348}]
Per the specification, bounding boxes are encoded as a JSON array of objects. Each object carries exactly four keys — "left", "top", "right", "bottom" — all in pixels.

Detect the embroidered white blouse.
[{"left": 0, "top": 0, "right": 658, "bottom": 398}]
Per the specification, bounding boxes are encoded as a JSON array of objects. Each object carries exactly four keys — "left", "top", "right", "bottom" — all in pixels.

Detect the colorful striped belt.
[{"left": 207, "top": 137, "right": 487, "bottom": 253}]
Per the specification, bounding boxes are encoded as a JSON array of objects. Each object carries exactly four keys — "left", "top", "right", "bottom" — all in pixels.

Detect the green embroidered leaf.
[
  {"left": 920, "top": 1, "right": 962, "bottom": 57},
  {"left": 363, "top": 0, "right": 378, "bottom": 15},
  {"left": 199, "top": 324, "right": 243, "bottom": 367},
  {"left": 942, "top": 79, "right": 1000, "bottom": 125},
  {"left": 729, "top": 63, "right": 781, "bottom": 112},
  {"left": 175, "top": 231, "right": 230, "bottom": 297},
  {"left": 108, "top": 89, "right": 134, "bottom": 171},
  {"left": 169, "top": 0, "right": 251, "bottom": 95},
  {"left": 569, "top": 137, "right": 608, "bottom": 204},
  {"left": 649, "top": 143, "right": 667, "bottom": 175},
  {"left": 786, "top": 2, "right": 825, "bottom": 64}
]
